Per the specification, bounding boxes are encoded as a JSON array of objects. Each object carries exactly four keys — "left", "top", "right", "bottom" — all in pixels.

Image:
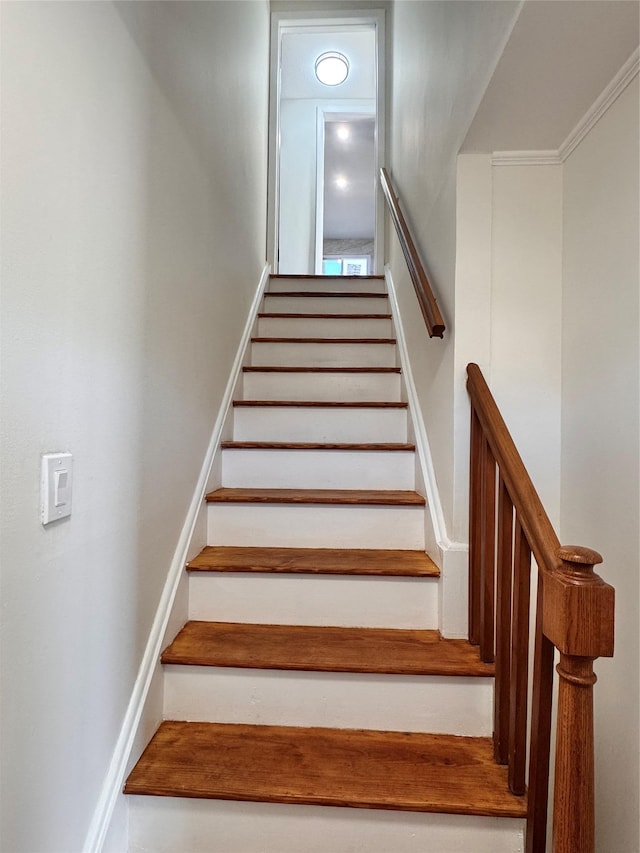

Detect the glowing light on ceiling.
[
  {"left": 315, "top": 52, "right": 350, "bottom": 86},
  {"left": 335, "top": 176, "right": 348, "bottom": 190},
  {"left": 336, "top": 125, "right": 350, "bottom": 141}
]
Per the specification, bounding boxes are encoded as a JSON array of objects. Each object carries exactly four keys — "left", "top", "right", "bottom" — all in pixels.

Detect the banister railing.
[
  {"left": 379, "top": 167, "right": 445, "bottom": 338},
  {"left": 467, "top": 363, "right": 614, "bottom": 853}
]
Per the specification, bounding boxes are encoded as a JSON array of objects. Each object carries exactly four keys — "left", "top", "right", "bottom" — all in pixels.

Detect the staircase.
[{"left": 125, "top": 274, "right": 526, "bottom": 852}]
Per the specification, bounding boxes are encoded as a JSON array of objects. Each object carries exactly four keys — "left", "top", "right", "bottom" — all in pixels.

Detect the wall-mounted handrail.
[
  {"left": 467, "top": 363, "right": 615, "bottom": 853},
  {"left": 379, "top": 167, "right": 445, "bottom": 338}
]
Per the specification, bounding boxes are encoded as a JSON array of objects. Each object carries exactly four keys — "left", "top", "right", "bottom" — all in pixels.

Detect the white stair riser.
[
  {"left": 164, "top": 667, "right": 493, "bottom": 735},
  {"left": 269, "top": 276, "right": 387, "bottom": 293},
  {"left": 251, "top": 341, "right": 397, "bottom": 368},
  {"left": 129, "top": 799, "right": 525, "bottom": 853},
  {"left": 258, "top": 316, "right": 393, "bottom": 338},
  {"left": 263, "top": 295, "right": 388, "bottom": 314},
  {"left": 221, "top": 449, "right": 415, "bottom": 489},
  {"left": 233, "top": 406, "right": 408, "bottom": 442},
  {"left": 188, "top": 573, "right": 436, "bottom": 628},
  {"left": 242, "top": 371, "right": 401, "bottom": 402},
  {"left": 207, "top": 504, "right": 425, "bottom": 549}
]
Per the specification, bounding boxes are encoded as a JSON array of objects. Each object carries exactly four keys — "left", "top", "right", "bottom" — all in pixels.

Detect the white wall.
[
  {"left": 560, "top": 77, "right": 639, "bottom": 853},
  {"left": 489, "top": 163, "right": 563, "bottom": 526},
  {"left": 387, "top": 1, "right": 521, "bottom": 537},
  {"left": 0, "top": 2, "right": 269, "bottom": 851},
  {"left": 451, "top": 154, "right": 493, "bottom": 541},
  {"left": 453, "top": 159, "right": 563, "bottom": 538}
]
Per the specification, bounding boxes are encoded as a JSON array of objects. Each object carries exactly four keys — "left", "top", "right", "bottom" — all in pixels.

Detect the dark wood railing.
[
  {"left": 379, "top": 167, "right": 445, "bottom": 338},
  {"left": 467, "top": 362, "right": 614, "bottom": 853}
]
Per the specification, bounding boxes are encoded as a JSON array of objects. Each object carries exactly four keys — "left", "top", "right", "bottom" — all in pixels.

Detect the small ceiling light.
[
  {"left": 336, "top": 125, "right": 350, "bottom": 141},
  {"left": 335, "top": 175, "right": 348, "bottom": 190},
  {"left": 315, "top": 52, "right": 349, "bottom": 86}
]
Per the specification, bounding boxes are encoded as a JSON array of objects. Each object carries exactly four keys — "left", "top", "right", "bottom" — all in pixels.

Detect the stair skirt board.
[
  {"left": 220, "top": 448, "right": 415, "bottom": 489},
  {"left": 241, "top": 369, "right": 402, "bottom": 401},
  {"left": 163, "top": 667, "right": 493, "bottom": 735},
  {"left": 206, "top": 503, "right": 426, "bottom": 549},
  {"left": 232, "top": 405, "right": 408, "bottom": 443},
  {"left": 128, "top": 798, "right": 525, "bottom": 853},
  {"left": 188, "top": 573, "right": 438, "bottom": 628}
]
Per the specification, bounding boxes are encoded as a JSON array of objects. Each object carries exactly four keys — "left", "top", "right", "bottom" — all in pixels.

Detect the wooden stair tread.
[
  {"left": 162, "top": 622, "right": 494, "bottom": 677},
  {"left": 251, "top": 337, "right": 396, "bottom": 344},
  {"left": 266, "top": 291, "right": 388, "bottom": 298},
  {"left": 243, "top": 366, "right": 401, "bottom": 373},
  {"left": 187, "top": 546, "right": 439, "bottom": 577},
  {"left": 270, "top": 274, "right": 385, "bottom": 280},
  {"left": 258, "top": 312, "right": 392, "bottom": 319},
  {"left": 124, "top": 721, "right": 526, "bottom": 817},
  {"left": 233, "top": 400, "right": 407, "bottom": 408},
  {"left": 220, "top": 441, "right": 415, "bottom": 451},
  {"left": 205, "top": 488, "right": 426, "bottom": 506}
]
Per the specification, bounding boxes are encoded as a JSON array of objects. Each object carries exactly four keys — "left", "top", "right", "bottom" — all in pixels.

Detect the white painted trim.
[
  {"left": 491, "top": 150, "right": 562, "bottom": 167},
  {"left": 313, "top": 104, "right": 378, "bottom": 275},
  {"left": 268, "top": 8, "right": 385, "bottom": 274},
  {"left": 314, "top": 107, "right": 325, "bottom": 275},
  {"left": 384, "top": 267, "right": 464, "bottom": 554},
  {"left": 82, "top": 263, "right": 271, "bottom": 853},
  {"left": 491, "top": 47, "right": 639, "bottom": 167},
  {"left": 559, "top": 46, "right": 639, "bottom": 161}
]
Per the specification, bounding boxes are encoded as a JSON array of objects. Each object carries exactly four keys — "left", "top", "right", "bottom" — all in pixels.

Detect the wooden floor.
[
  {"left": 270, "top": 274, "right": 386, "bottom": 280},
  {"left": 233, "top": 400, "right": 408, "bottom": 408},
  {"left": 265, "top": 291, "right": 388, "bottom": 298},
  {"left": 205, "top": 488, "right": 426, "bottom": 506},
  {"left": 161, "top": 621, "right": 494, "bottom": 677},
  {"left": 251, "top": 337, "right": 397, "bottom": 344},
  {"left": 186, "top": 546, "right": 440, "bottom": 576},
  {"left": 220, "top": 442, "right": 416, "bottom": 451},
  {"left": 125, "top": 722, "right": 526, "bottom": 818},
  {"left": 243, "top": 365, "right": 401, "bottom": 373},
  {"left": 257, "top": 312, "right": 392, "bottom": 319}
]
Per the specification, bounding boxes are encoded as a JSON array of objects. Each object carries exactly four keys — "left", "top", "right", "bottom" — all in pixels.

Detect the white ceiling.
[{"left": 463, "top": 0, "right": 640, "bottom": 152}]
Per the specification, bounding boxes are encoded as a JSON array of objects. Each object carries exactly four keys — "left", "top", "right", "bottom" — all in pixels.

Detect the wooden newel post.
[{"left": 543, "top": 546, "right": 615, "bottom": 853}]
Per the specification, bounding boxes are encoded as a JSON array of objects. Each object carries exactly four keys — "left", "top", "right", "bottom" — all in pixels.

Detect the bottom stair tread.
[{"left": 125, "top": 722, "right": 526, "bottom": 818}]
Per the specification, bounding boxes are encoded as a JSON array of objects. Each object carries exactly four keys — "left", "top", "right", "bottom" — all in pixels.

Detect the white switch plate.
[{"left": 41, "top": 453, "right": 73, "bottom": 525}]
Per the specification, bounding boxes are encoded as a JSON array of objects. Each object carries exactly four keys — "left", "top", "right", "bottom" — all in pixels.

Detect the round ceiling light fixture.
[{"left": 315, "top": 52, "right": 349, "bottom": 86}]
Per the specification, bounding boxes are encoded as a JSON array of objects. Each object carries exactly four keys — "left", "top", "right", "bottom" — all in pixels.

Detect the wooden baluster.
[
  {"left": 525, "top": 576, "right": 554, "bottom": 853},
  {"left": 508, "top": 521, "right": 530, "bottom": 795},
  {"left": 493, "top": 476, "right": 513, "bottom": 764},
  {"left": 468, "top": 408, "right": 482, "bottom": 646},
  {"left": 544, "top": 546, "right": 615, "bottom": 853},
  {"left": 479, "top": 436, "right": 496, "bottom": 663}
]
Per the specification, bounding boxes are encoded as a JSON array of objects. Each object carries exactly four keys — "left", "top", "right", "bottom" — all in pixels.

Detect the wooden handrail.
[
  {"left": 466, "top": 363, "right": 614, "bottom": 853},
  {"left": 379, "top": 167, "right": 445, "bottom": 338}
]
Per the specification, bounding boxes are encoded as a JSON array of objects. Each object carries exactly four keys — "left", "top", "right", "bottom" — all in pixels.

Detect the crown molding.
[
  {"left": 559, "top": 46, "right": 639, "bottom": 162},
  {"left": 491, "top": 150, "right": 561, "bottom": 166},
  {"left": 491, "top": 46, "right": 639, "bottom": 168}
]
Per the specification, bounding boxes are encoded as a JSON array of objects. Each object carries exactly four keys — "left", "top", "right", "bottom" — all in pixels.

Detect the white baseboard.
[
  {"left": 83, "top": 263, "right": 271, "bottom": 853},
  {"left": 385, "top": 267, "right": 468, "bottom": 638}
]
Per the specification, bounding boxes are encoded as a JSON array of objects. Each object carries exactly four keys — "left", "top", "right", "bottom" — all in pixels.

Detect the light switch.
[{"left": 41, "top": 453, "right": 73, "bottom": 525}]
